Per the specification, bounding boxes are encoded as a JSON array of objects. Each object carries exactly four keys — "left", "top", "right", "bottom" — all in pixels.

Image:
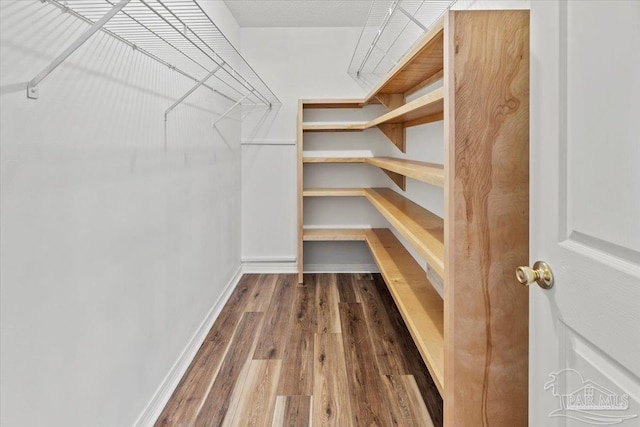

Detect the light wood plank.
[
  {"left": 302, "top": 157, "right": 366, "bottom": 164},
  {"left": 302, "top": 99, "right": 370, "bottom": 109},
  {"left": 444, "top": 10, "right": 530, "bottom": 426},
  {"left": 253, "top": 275, "right": 296, "bottom": 359},
  {"left": 353, "top": 275, "right": 409, "bottom": 376},
  {"left": 302, "top": 157, "right": 444, "bottom": 187},
  {"left": 366, "top": 229, "right": 444, "bottom": 394},
  {"left": 303, "top": 123, "right": 367, "bottom": 132},
  {"left": 302, "top": 228, "right": 367, "bottom": 241},
  {"left": 272, "top": 396, "right": 312, "bottom": 427},
  {"left": 334, "top": 273, "right": 360, "bottom": 304},
  {"left": 315, "top": 274, "right": 341, "bottom": 334},
  {"left": 243, "top": 273, "right": 278, "bottom": 312},
  {"left": 365, "top": 188, "right": 444, "bottom": 278},
  {"left": 313, "top": 333, "right": 354, "bottom": 427},
  {"left": 340, "top": 303, "right": 393, "bottom": 426},
  {"left": 298, "top": 100, "right": 304, "bottom": 283},
  {"left": 227, "top": 360, "right": 282, "bottom": 427},
  {"left": 381, "top": 375, "right": 435, "bottom": 427},
  {"left": 194, "top": 312, "right": 264, "bottom": 427},
  {"left": 302, "top": 188, "right": 365, "bottom": 197},
  {"left": 369, "top": 87, "right": 444, "bottom": 127},
  {"left": 277, "top": 284, "right": 316, "bottom": 395},
  {"left": 367, "top": 18, "right": 444, "bottom": 99},
  {"left": 303, "top": 88, "right": 443, "bottom": 131},
  {"left": 365, "top": 157, "right": 444, "bottom": 188}
]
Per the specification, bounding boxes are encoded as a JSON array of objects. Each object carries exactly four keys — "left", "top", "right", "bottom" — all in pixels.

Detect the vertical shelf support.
[
  {"left": 27, "top": 0, "right": 131, "bottom": 99},
  {"left": 377, "top": 123, "right": 406, "bottom": 153}
]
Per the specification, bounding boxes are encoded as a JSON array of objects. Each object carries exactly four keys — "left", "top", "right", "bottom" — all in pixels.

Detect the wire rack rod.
[
  {"left": 31, "top": 0, "right": 280, "bottom": 106},
  {"left": 348, "top": 0, "right": 456, "bottom": 85}
]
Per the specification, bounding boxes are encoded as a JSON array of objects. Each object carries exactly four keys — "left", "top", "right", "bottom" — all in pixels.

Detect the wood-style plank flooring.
[{"left": 155, "top": 273, "right": 443, "bottom": 427}]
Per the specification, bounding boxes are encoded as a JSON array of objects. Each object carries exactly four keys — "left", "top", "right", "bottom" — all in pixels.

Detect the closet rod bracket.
[
  {"left": 27, "top": 0, "right": 131, "bottom": 99},
  {"left": 164, "top": 65, "right": 223, "bottom": 121}
]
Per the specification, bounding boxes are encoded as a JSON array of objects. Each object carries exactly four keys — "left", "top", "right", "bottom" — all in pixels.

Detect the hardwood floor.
[{"left": 155, "top": 273, "right": 443, "bottom": 427}]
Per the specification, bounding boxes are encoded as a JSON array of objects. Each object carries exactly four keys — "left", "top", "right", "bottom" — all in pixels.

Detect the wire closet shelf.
[
  {"left": 348, "top": 0, "right": 455, "bottom": 87},
  {"left": 29, "top": 0, "right": 280, "bottom": 108}
]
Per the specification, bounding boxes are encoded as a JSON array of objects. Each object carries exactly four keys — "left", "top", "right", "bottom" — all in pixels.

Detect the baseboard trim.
[
  {"left": 242, "top": 260, "right": 298, "bottom": 274},
  {"left": 303, "top": 263, "right": 379, "bottom": 273},
  {"left": 132, "top": 265, "right": 244, "bottom": 427}
]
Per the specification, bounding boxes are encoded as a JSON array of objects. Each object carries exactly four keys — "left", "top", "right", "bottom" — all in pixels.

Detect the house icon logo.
[{"left": 544, "top": 369, "right": 637, "bottom": 425}]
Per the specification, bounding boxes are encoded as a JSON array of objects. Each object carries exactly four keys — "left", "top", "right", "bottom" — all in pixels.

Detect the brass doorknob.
[{"left": 516, "top": 261, "right": 554, "bottom": 289}]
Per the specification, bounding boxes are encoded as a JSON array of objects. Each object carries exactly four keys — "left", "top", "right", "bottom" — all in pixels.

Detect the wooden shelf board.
[
  {"left": 369, "top": 87, "right": 444, "bottom": 128},
  {"left": 302, "top": 99, "right": 370, "bottom": 109},
  {"left": 302, "top": 157, "right": 444, "bottom": 187},
  {"left": 365, "top": 188, "right": 444, "bottom": 278},
  {"left": 302, "top": 123, "right": 366, "bottom": 132},
  {"left": 302, "top": 228, "right": 368, "bottom": 241},
  {"left": 365, "top": 157, "right": 444, "bottom": 187},
  {"left": 302, "top": 87, "right": 444, "bottom": 134},
  {"left": 366, "top": 18, "right": 445, "bottom": 100},
  {"left": 302, "top": 157, "right": 366, "bottom": 164},
  {"left": 303, "top": 188, "right": 365, "bottom": 197}
]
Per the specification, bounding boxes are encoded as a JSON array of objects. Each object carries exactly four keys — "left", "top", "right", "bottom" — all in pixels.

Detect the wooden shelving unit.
[
  {"left": 303, "top": 188, "right": 444, "bottom": 278},
  {"left": 303, "top": 87, "right": 444, "bottom": 151},
  {"left": 298, "top": 10, "right": 530, "bottom": 426}
]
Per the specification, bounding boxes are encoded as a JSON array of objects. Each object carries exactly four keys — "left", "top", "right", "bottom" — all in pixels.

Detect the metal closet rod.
[
  {"left": 30, "top": 0, "right": 239, "bottom": 103},
  {"left": 96, "top": 0, "right": 254, "bottom": 103},
  {"left": 137, "top": 0, "right": 271, "bottom": 107},
  {"left": 140, "top": 0, "right": 271, "bottom": 107},
  {"left": 28, "top": 0, "right": 273, "bottom": 107},
  {"left": 351, "top": 0, "right": 457, "bottom": 77}
]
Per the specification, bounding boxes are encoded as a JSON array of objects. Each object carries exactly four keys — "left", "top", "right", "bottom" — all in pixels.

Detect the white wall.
[
  {"left": 240, "top": 27, "right": 374, "bottom": 269},
  {"left": 0, "top": 2, "right": 242, "bottom": 426}
]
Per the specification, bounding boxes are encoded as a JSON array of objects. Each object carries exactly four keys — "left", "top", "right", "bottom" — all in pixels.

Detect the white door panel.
[{"left": 530, "top": 1, "right": 640, "bottom": 425}]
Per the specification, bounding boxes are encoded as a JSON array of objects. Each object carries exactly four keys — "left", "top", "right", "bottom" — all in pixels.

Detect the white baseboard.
[
  {"left": 132, "top": 266, "right": 244, "bottom": 427},
  {"left": 242, "top": 259, "right": 298, "bottom": 273},
  {"left": 303, "top": 263, "right": 379, "bottom": 273}
]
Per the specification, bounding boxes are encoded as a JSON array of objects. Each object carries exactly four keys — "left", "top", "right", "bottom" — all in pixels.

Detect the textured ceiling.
[{"left": 223, "top": 0, "right": 375, "bottom": 27}]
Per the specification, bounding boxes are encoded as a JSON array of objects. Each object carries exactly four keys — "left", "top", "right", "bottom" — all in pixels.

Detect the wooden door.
[{"left": 530, "top": 1, "right": 640, "bottom": 425}]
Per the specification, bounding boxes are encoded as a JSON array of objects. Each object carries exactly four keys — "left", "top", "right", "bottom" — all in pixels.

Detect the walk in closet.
[{"left": 299, "top": 10, "right": 530, "bottom": 424}]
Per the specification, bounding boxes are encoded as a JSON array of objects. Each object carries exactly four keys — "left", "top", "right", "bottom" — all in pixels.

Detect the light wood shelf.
[
  {"left": 303, "top": 87, "right": 444, "bottom": 132},
  {"left": 302, "top": 228, "right": 367, "bottom": 241},
  {"left": 366, "top": 157, "right": 444, "bottom": 187},
  {"left": 302, "top": 188, "right": 365, "bottom": 197},
  {"left": 365, "top": 188, "right": 444, "bottom": 278},
  {"left": 303, "top": 187, "right": 444, "bottom": 278},
  {"left": 302, "top": 157, "right": 444, "bottom": 189},
  {"left": 302, "top": 227, "right": 445, "bottom": 394}
]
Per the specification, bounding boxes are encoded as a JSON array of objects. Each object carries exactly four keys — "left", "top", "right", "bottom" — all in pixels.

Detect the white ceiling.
[{"left": 223, "top": 0, "right": 375, "bottom": 28}]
